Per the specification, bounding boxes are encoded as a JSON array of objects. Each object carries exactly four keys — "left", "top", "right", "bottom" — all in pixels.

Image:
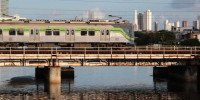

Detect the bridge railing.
[{"left": 0, "top": 46, "right": 199, "bottom": 55}]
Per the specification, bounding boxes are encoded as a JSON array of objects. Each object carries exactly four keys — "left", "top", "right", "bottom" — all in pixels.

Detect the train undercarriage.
[{"left": 0, "top": 42, "right": 130, "bottom": 48}]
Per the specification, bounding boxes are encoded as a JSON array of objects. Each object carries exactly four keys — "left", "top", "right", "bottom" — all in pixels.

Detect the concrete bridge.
[
  {"left": 0, "top": 46, "right": 199, "bottom": 67},
  {"left": 0, "top": 46, "right": 200, "bottom": 99}
]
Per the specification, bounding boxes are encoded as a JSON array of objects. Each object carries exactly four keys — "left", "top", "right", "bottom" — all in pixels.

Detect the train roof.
[{"left": 0, "top": 19, "right": 130, "bottom": 25}]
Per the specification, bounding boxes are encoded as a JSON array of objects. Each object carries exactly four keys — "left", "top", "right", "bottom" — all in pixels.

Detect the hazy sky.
[{"left": 9, "top": 0, "right": 200, "bottom": 29}]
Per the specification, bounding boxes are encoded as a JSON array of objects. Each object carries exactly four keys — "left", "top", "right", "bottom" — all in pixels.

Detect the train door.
[
  {"left": 30, "top": 29, "right": 34, "bottom": 42},
  {"left": 30, "top": 29, "right": 40, "bottom": 42},
  {"left": 100, "top": 30, "right": 106, "bottom": 41},
  {"left": 105, "top": 30, "right": 110, "bottom": 41},
  {"left": 65, "top": 29, "right": 70, "bottom": 41},
  {"left": 100, "top": 29, "right": 110, "bottom": 42},
  {"left": 35, "top": 29, "right": 40, "bottom": 42},
  {"left": 0, "top": 29, "right": 3, "bottom": 41},
  {"left": 70, "top": 29, "right": 75, "bottom": 41}
]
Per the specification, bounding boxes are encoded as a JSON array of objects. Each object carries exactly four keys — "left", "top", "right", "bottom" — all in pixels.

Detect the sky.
[{"left": 9, "top": 0, "right": 200, "bottom": 29}]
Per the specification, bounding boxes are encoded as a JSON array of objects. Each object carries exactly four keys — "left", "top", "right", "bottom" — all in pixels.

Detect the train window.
[
  {"left": 17, "top": 29, "right": 24, "bottom": 35},
  {"left": 66, "top": 30, "right": 69, "bottom": 35},
  {"left": 0, "top": 29, "right": 2, "bottom": 35},
  {"left": 53, "top": 29, "right": 60, "bottom": 36},
  {"left": 81, "top": 30, "right": 87, "bottom": 36},
  {"left": 9, "top": 28, "right": 16, "bottom": 35},
  {"left": 106, "top": 30, "right": 110, "bottom": 35},
  {"left": 45, "top": 29, "right": 52, "bottom": 36},
  {"left": 71, "top": 30, "right": 74, "bottom": 35},
  {"left": 89, "top": 31, "right": 95, "bottom": 36},
  {"left": 30, "top": 29, "right": 34, "bottom": 35}
]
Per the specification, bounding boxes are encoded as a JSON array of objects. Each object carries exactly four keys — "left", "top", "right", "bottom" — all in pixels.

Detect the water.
[{"left": 0, "top": 66, "right": 199, "bottom": 100}]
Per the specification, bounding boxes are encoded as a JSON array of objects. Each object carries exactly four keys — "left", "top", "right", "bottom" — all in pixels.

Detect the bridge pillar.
[
  {"left": 154, "top": 65, "right": 199, "bottom": 82},
  {"left": 48, "top": 66, "right": 61, "bottom": 84}
]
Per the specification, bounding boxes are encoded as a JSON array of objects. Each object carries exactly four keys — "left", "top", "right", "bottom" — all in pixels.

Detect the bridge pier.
[
  {"left": 153, "top": 65, "right": 200, "bottom": 82},
  {"left": 48, "top": 66, "right": 61, "bottom": 84}
]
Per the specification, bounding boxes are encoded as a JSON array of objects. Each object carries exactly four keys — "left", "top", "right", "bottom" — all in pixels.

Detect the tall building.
[
  {"left": 0, "top": 0, "right": 9, "bottom": 17},
  {"left": 175, "top": 21, "right": 180, "bottom": 28},
  {"left": 193, "top": 20, "right": 199, "bottom": 30},
  {"left": 182, "top": 21, "right": 189, "bottom": 28},
  {"left": 154, "top": 22, "right": 158, "bottom": 32},
  {"left": 198, "top": 16, "right": 200, "bottom": 29},
  {"left": 87, "top": 8, "right": 105, "bottom": 20},
  {"left": 164, "top": 20, "right": 173, "bottom": 31},
  {"left": 143, "top": 10, "right": 152, "bottom": 31},
  {"left": 138, "top": 13, "right": 143, "bottom": 31},
  {"left": 133, "top": 10, "right": 138, "bottom": 31}
]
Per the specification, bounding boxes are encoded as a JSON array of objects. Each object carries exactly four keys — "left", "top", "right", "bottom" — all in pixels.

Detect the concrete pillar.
[
  {"left": 153, "top": 65, "right": 199, "bottom": 82},
  {"left": 49, "top": 66, "right": 61, "bottom": 84},
  {"left": 49, "top": 82, "right": 61, "bottom": 100}
]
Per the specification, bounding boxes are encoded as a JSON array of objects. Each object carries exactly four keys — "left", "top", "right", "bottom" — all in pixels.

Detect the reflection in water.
[
  {"left": 0, "top": 67, "right": 199, "bottom": 99},
  {"left": 8, "top": 76, "right": 35, "bottom": 86},
  {"left": 154, "top": 77, "right": 200, "bottom": 100}
]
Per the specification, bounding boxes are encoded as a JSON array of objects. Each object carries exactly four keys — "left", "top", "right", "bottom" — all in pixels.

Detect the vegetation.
[
  {"left": 134, "top": 30, "right": 176, "bottom": 45},
  {"left": 179, "top": 39, "right": 200, "bottom": 46}
]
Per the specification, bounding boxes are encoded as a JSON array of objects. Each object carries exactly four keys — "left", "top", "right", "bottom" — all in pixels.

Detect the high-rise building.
[
  {"left": 175, "top": 21, "right": 180, "bottom": 28},
  {"left": 182, "top": 21, "right": 189, "bottom": 28},
  {"left": 133, "top": 10, "right": 138, "bottom": 31},
  {"left": 164, "top": 19, "right": 173, "bottom": 31},
  {"left": 143, "top": 10, "right": 152, "bottom": 31},
  {"left": 0, "top": 0, "right": 9, "bottom": 17},
  {"left": 138, "top": 13, "right": 143, "bottom": 31},
  {"left": 198, "top": 16, "right": 200, "bottom": 29},
  {"left": 193, "top": 20, "right": 199, "bottom": 30},
  {"left": 154, "top": 22, "right": 158, "bottom": 32}
]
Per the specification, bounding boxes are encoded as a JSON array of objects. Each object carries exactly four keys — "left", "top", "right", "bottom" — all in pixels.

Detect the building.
[
  {"left": 0, "top": 0, "right": 9, "bottom": 17},
  {"left": 180, "top": 29, "right": 200, "bottom": 41},
  {"left": 182, "top": 21, "right": 189, "bottom": 28},
  {"left": 175, "top": 21, "right": 180, "bottom": 28},
  {"left": 193, "top": 20, "right": 199, "bottom": 30},
  {"left": 143, "top": 10, "right": 152, "bottom": 31},
  {"left": 138, "top": 13, "right": 143, "bottom": 31},
  {"left": 133, "top": 10, "right": 138, "bottom": 31},
  {"left": 198, "top": 16, "right": 200, "bottom": 29},
  {"left": 154, "top": 22, "right": 158, "bottom": 32},
  {"left": 164, "top": 20, "right": 172, "bottom": 31},
  {"left": 87, "top": 8, "right": 105, "bottom": 20}
]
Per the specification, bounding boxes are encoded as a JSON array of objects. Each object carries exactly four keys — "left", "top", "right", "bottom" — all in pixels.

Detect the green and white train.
[{"left": 0, "top": 20, "right": 134, "bottom": 47}]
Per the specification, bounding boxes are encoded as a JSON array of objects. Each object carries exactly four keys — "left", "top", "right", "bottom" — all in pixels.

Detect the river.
[{"left": 0, "top": 66, "right": 199, "bottom": 100}]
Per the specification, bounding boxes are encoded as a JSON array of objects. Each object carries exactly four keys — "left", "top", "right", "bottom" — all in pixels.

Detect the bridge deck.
[{"left": 0, "top": 46, "right": 199, "bottom": 67}]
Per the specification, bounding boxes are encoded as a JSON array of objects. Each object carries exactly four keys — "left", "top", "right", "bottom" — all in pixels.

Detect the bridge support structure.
[{"left": 153, "top": 65, "right": 200, "bottom": 82}]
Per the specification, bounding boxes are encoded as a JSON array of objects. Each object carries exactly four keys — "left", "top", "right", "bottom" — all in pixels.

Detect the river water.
[{"left": 0, "top": 66, "right": 199, "bottom": 100}]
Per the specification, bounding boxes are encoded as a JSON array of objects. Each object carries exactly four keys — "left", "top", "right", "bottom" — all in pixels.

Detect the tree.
[
  {"left": 134, "top": 30, "right": 176, "bottom": 45},
  {"left": 180, "top": 39, "right": 200, "bottom": 46}
]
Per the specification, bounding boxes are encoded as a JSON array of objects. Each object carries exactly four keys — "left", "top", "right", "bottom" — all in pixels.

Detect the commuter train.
[{"left": 0, "top": 19, "right": 134, "bottom": 47}]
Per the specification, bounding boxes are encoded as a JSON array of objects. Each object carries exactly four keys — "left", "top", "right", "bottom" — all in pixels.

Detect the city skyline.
[{"left": 4, "top": 0, "right": 200, "bottom": 30}]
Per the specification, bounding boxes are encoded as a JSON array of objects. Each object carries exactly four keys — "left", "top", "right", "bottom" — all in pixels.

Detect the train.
[{"left": 0, "top": 19, "right": 134, "bottom": 47}]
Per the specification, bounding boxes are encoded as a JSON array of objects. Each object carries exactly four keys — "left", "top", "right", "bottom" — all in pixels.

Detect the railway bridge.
[
  {"left": 0, "top": 46, "right": 199, "bottom": 67},
  {"left": 1, "top": 46, "right": 200, "bottom": 99}
]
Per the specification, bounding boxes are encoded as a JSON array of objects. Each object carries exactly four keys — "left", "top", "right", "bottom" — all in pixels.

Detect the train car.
[{"left": 0, "top": 20, "right": 134, "bottom": 47}]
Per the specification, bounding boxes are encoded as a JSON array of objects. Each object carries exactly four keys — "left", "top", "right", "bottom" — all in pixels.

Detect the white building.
[
  {"left": 143, "top": 10, "right": 152, "bottom": 31},
  {"left": 164, "top": 20, "right": 173, "bottom": 31},
  {"left": 198, "top": 16, "right": 200, "bottom": 29},
  {"left": 133, "top": 10, "right": 138, "bottom": 31},
  {"left": 0, "top": 0, "right": 9, "bottom": 17},
  {"left": 87, "top": 8, "right": 105, "bottom": 20},
  {"left": 175, "top": 21, "right": 180, "bottom": 28}
]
